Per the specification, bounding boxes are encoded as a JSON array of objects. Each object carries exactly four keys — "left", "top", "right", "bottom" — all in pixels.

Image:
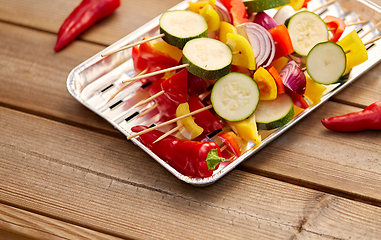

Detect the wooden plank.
[
  {"left": 0, "top": 0, "right": 183, "bottom": 47},
  {"left": 1, "top": 107, "right": 381, "bottom": 239},
  {"left": 0, "top": 203, "right": 123, "bottom": 240},
  {"left": 240, "top": 101, "right": 381, "bottom": 203},
  {"left": 0, "top": 21, "right": 120, "bottom": 137}
]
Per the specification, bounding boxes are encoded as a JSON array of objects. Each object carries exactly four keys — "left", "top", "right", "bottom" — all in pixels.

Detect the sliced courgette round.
[
  {"left": 285, "top": 11, "right": 328, "bottom": 56},
  {"left": 211, "top": 72, "right": 260, "bottom": 122},
  {"left": 255, "top": 93, "right": 294, "bottom": 130},
  {"left": 159, "top": 10, "right": 208, "bottom": 49},
  {"left": 182, "top": 38, "right": 232, "bottom": 80},
  {"left": 243, "top": 0, "right": 290, "bottom": 14},
  {"left": 306, "top": 41, "right": 346, "bottom": 85}
]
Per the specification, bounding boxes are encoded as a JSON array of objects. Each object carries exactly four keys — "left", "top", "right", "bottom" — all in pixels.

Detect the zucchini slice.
[
  {"left": 306, "top": 41, "right": 346, "bottom": 85},
  {"left": 285, "top": 11, "right": 328, "bottom": 56},
  {"left": 255, "top": 93, "right": 294, "bottom": 130},
  {"left": 159, "top": 10, "right": 208, "bottom": 49},
  {"left": 243, "top": 0, "right": 290, "bottom": 14},
  {"left": 182, "top": 38, "right": 232, "bottom": 80},
  {"left": 211, "top": 72, "right": 260, "bottom": 122}
]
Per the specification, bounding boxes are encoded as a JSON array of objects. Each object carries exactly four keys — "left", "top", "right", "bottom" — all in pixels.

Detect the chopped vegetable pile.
[{"left": 115, "top": 0, "right": 371, "bottom": 178}]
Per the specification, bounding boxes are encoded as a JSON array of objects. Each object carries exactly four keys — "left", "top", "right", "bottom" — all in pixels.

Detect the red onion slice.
[
  {"left": 236, "top": 22, "right": 275, "bottom": 68},
  {"left": 279, "top": 60, "right": 306, "bottom": 95},
  {"left": 215, "top": 0, "right": 232, "bottom": 24},
  {"left": 253, "top": 12, "right": 278, "bottom": 30}
]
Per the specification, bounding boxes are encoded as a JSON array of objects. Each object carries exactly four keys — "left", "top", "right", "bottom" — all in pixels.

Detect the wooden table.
[{"left": 1, "top": 0, "right": 381, "bottom": 239}]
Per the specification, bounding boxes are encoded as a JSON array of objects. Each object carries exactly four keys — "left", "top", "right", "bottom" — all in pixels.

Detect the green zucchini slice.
[
  {"left": 182, "top": 38, "right": 232, "bottom": 80},
  {"left": 285, "top": 11, "right": 328, "bottom": 56},
  {"left": 306, "top": 41, "right": 346, "bottom": 85},
  {"left": 211, "top": 72, "right": 260, "bottom": 122},
  {"left": 159, "top": 10, "right": 208, "bottom": 49},
  {"left": 243, "top": 0, "right": 290, "bottom": 14},
  {"left": 255, "top": 93, "right": 294, "bottom": 130}
]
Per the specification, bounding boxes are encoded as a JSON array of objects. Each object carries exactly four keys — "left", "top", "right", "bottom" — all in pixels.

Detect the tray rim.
[{"left": 67, "top": 0, "right": 381, "bottom": 186}]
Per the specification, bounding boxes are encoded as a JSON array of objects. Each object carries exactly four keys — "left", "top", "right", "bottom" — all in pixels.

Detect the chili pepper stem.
[
  {"left": 127, "top": 105, "right": 213, "bottom": 140},
  {"left": 101, "top": 33, "right": 166, "bottom": 57},
  {"left": 135, "top": 90, "right": 165, "bottom": 107},
  {"left": 122, "top": 64, "right": 189, "bottom": 84}
]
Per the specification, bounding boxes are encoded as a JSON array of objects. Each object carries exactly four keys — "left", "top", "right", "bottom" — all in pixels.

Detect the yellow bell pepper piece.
[
  {"left": 304, "top": 75, "right": 326, "bottom": 104},
  {"left": 268, "top": 56, "right": 289, "bottom": 73},
  {"left": 219, "top": 21, "right": 238, "bottom": 44},
  {"left": 199, "top": 4, "right": 220, "bottom": 32},
  {"left": 337, "top": 30, "right": 368, "bottom": 74},
  {"left": 152, "top": 41, "right": 182, "bottom": 63},
  {"left": 253, "top": 67, "right": 277, "bottom": 100},
  {"left": 188, "top": 0, "right": 215, "bottom": 13},
  {"left": 176, "top": 103, "right": 204, "bottom": 140},
  {"left": 293, "top": 105, "right": 304, "bottom": 118},
  {"left": 228, "top": 113, "right": 261, "bottom": 145},
  {"left": 288, "top": 0, "right": 304, "bottom": 10},
  {"left": 226, "top": 33, "right": 256, "bottom": 70}
]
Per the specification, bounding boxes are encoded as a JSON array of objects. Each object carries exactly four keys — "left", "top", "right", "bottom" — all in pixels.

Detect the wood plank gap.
[
  {"left": 328, "top": 98, "right": 368, "bottom": 109},
  {"left": 236, "top": 164, "right": 381, "bottom": 208},
  {"left": 0, "top": 101, "right": 124, "bottom": 139},
  {"left": 0, "top": 19, "right": 110, "bottom": 48}
]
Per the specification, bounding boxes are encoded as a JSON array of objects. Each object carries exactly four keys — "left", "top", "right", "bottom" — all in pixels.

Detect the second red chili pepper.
[
  {"left": 321, "top": 101, "right": 381, "bottom": 132},
  {"left": 132, "top": 125, "right": 228, "bottom": 178},
  {"left": 54, "top": 0, "right": 121, "bottom": 52}
]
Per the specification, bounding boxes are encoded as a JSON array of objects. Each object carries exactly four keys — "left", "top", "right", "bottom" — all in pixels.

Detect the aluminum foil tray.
[{"left": 67, "top": 0, "right": 381, "bottom": 186}]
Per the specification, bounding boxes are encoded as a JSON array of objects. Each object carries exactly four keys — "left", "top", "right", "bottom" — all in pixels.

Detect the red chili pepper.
[
  {"left": 132, "top": 41, "right": 180, "bottom": 83},
  {"left": 131, "top": 125, "right": 228, "bottom": 178},
  {"left": 323, "top": 15, "right": 346, "bottom": 42},
  {"left": 268, "top": 24, "right": 294, "bottom": 60},
  {"left": 321, "top": 101, "right": 381, "bottom": 132},
  {"left": 188, "top": 95, "right": 224, "bottom": 139},
  {"left": 148, "top": 69, "right": 188, "bottom": 121},
  {"left": 54, "top": 0, "right": 121, "bottom": 52}
]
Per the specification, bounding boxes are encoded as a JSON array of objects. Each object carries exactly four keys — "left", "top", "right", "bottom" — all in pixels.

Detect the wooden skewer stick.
[
  {"left": 346, "top": 20, "right": 368, "bottom": 27},
  {"left": 363, "top": 35, "right": 381, "bottom": 46},
  {"left": 137, "top": 103, "right": 159, "bottom": 119},
  {"left": 152, "top": 125, "right": 182, "bottom": 144},
  {"left": 135, "top": 90, "right": 165, "bottom": 107},
  {"left": 127, "top": 105, "right": 213, "bottom": 140},
  {"left": 122, "top": 63, "right": 189, "bottom": 84},
  {"left": 312, "top": 0, "right": 336, "bottom": 12},
  {"left": 101, "top": 33, "right": 165, "bottom": 58},
  {"left": 360, "top": 20, "right": 381, "bottom": 39},
  {"left": 107, "top": 69, "right": 148, "bottom": 102}
]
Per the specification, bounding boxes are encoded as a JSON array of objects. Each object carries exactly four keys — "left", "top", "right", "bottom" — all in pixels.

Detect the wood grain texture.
[
  {"left": 0, "top": 204, "right": 123, "bottom": 240},
  {"left": 1, "top": 106, "right": 381, "bottom": 239},
  {"left": 0, "top": 0, "right": 183, "bottom": 47}
]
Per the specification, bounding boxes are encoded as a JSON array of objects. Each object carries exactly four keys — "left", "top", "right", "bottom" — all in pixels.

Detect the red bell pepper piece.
[
  {"left": 187, "top": 72, "right": 208, "bottom": 95},
  {"left": 302, "top": 0, "right": 311, "bottom": 8},
  {"left": 267, "top": 66, "right": 285, "bottom": 95},
  {"left": 132, "top": 40, "right": 180, "bottom": 83},
  {"left": 323, "top": 15, "right": 346, "bottom": 42},
  {"left": 268, "top": 25, "right": 294, "bottom": 60},
  {"left": 54, "top": 0, "right": 121, "bottom": 52},
  {"left": 148, "top": 69, "right": 188, "bottom": 121},
  {"left": 188, "top": 95, "right": 224, "bottom": 138},
  {"left": 218, "top": 132, "right": 242, "bottom": 157},
  {"left": 321, "top": 101, "right": 381, "bottom": 132},
  {"left": 131, "top": 125, "right": 228, "bottom": 178},
  {"left": 285, "top": 88, "right": 309, "bottom": 109},
  {"left": 221, "top": 0, "right": 249, "bottom": 26}
]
